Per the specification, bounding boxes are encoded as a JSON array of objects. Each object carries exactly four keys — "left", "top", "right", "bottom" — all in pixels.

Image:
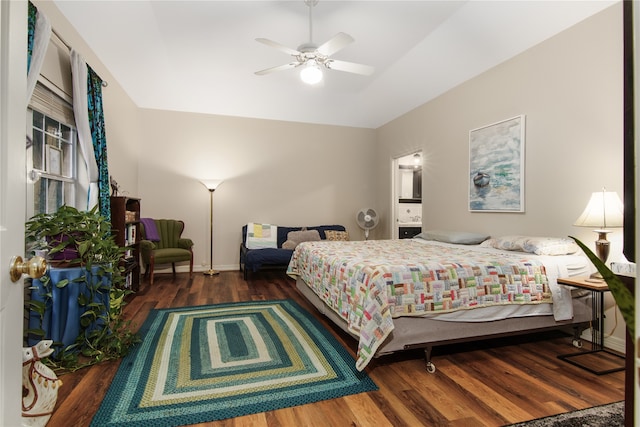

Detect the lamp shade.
[
  {"left": 200, "top": 179, "right": 223, "bottom": 191},
  {"left": 573, "top": 190, "right": 624, "bottom": 230}
]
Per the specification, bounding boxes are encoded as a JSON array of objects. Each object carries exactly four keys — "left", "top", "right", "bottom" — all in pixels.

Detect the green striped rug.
[{"left": 91, "top": 300, "right": 377, "bottom": 426}]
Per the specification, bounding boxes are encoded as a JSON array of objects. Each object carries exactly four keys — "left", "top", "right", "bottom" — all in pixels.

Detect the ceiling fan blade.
[
  {"left": 316, "top": 32, "right": 354, "bottom": 56},
  {"left": 254, "top": 62, "right": 300, "bottom": 76},
  {"left": 255, "top": 38, "right": 301, "bottom": 56},
  {"left": 326, "top": 59, "right": 374, "bottom": 76}
]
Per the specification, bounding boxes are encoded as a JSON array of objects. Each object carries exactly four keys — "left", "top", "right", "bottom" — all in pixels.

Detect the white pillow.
[
  {"left": 417, "top": 230, "right": 490, "bottom": 245},
  {"left": 481, "top": 235, "right": 579, "bottom": 256}
]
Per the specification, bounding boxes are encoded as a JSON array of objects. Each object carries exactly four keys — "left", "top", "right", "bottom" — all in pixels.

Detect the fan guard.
[{"left": 356, "top": 208, "right": 379, "bottom": 240}]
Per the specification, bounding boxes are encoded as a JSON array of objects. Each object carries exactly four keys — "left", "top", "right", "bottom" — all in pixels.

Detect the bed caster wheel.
[
  {"left": 572, "top": 339, "right": 583, "bottom": 348},
  {"left": 426, "top": 362, "right": 436, "bottom": 373}
]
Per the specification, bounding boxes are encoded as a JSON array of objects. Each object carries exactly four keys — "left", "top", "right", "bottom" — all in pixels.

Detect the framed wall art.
[{"left": 469, "top": 115, "right": 525, "bottom": 212}]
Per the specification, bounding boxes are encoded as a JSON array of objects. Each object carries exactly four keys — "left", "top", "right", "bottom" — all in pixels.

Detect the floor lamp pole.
[{"left": 204, "top": 188, "right": 218, "bottom": 276}]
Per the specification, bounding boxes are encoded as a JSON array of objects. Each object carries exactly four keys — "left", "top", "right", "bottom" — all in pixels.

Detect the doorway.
[{"left": 391, "top": 151, "right": 422, "bottom": 239}]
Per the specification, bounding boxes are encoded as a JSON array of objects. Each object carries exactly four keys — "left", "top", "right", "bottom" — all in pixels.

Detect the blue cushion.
[{"left": 245, "top": 248, "right": 294, "bottom": 272}]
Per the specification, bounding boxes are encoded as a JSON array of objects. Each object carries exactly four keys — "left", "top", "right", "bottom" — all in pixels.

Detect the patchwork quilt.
[{"left": 286, "top": 239, "right": 552, "bottom": 371}]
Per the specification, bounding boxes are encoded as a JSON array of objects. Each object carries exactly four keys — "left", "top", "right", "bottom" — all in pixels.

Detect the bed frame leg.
[
  {"left": 423, "top": 347, "right": 436, "bottom": 373},
  {"left": 571, "top": 325, "right": 584, "bottom": 349}
]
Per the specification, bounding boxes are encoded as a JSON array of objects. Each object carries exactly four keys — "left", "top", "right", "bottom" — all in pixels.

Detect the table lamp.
[{"left": 573, "top": 189, "right": 624, "bottom": 281}]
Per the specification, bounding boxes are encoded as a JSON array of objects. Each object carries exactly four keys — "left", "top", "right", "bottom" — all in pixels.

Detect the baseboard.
[
  {"left": 580, "top": 329, "right": 626, "bottom": 354},
  {"left": 605, "top": 334, "right": 626, "bottom": 354},
  {"left": 151, "top": 264, "right": 239, "bottom": 274}
]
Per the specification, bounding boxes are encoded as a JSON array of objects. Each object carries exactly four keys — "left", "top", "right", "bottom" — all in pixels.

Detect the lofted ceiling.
[{"left": 52, "top": 1, "right": 615, "bottom": 129}]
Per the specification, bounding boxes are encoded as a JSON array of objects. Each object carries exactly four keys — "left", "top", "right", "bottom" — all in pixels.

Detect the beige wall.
[
  {"left": 377, "top": 4, "right": 622, "bottom": 248},
  {"left": 34, "top": 0, "right": 377, "bottom": 271},
  {"left": 35, "top": 1, "right": 626, "bottom": 348},
  {"left": 34, "top": 1, "right": 141, "bottom": 196},
  {"left": 376, "top": 3, "right": 624, "bottom": 348},
  {"left": 37, "top": 0, "right": 623, "bottom": 266},
  {"left": 137, "top": 110, "right": 376, "bottom": 270}
]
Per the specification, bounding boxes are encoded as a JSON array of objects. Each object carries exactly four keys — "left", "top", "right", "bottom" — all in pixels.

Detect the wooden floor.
[{"left": 47, "top": 270, "right": 625, "bottom": 427}]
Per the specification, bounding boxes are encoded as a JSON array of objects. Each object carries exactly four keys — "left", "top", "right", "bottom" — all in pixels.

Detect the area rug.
[
  {"left": 506, "top": 401, "right": 624, "bottom": 426},
  {"left": 90, "top": 299, "right": 377, "bottom": 426}
]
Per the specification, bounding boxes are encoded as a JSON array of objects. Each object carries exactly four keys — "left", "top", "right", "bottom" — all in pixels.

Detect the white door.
[{"left": 0, "top": 1, "right": 28, "bottom": 425}]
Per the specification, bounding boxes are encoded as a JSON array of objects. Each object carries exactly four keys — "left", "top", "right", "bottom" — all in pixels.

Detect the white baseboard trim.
[
  {"left": 151, "top": 264, "right": 239, "bottom": 274},
  {"left": 580, "top": 330, "right": 626, "bottom": 354},
  {"left": 195, "top": 264, "right": 239, "bottom": 272}
]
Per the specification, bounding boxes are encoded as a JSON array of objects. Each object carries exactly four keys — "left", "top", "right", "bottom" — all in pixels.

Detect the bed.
[{"left": 286, "top": 234, "right": 593, "bottom": 372}]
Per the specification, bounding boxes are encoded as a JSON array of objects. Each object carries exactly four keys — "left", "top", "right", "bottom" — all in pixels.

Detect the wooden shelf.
[
  {"left": 557, "top": 276, "right": 610, "bottom": 291},
  {"left": 110, "top": 196, "right": 141, "bottom": 292}
]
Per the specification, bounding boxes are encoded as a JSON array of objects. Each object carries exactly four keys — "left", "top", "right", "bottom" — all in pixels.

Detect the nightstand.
[{"left": 557, "top": 276, "right": 625, "bottom": 375}]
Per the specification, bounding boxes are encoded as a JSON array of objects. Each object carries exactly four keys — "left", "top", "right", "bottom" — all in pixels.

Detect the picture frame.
[
  {"left": 47, "top": 145, "right": 62, "bottom": 175},
  {"left": 469, "top": 115, "right": 525, "bottom": 212}
]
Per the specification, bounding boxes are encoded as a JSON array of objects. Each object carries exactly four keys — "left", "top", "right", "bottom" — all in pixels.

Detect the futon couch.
[{"left": 240, "top": 224, "right": 347, "bottom": 280}]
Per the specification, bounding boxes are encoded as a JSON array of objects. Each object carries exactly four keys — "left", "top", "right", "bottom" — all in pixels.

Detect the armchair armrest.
[
  {"left": 178, "top": 238, "right": 194, "bottom": 250},
  {"left": 240, "top": 242, "right": 248, "bottom": 260},
  {"left": 140, "top": 239, "right": 156, "bottom": 251},
  {"left": 139, "top": 239, "right": 156, "bottom": 265}
]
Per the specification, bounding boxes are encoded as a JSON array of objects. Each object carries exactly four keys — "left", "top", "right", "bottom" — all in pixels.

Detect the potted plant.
[
  {"left": 25, "top": 205, "right": 139, "bottom": 371},
  {"left": 26, "top": 205, "right": 121, "bottom": 270}
]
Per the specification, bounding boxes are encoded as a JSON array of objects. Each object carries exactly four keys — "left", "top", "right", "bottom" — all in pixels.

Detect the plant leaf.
[{"left": 570, "top": 236, "right": 635, "bottom": 340}]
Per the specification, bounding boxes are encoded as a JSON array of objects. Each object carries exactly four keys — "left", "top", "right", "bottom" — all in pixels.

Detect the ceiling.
[{"left": 52, "top": 1, "right": 615, "bottom": 129}]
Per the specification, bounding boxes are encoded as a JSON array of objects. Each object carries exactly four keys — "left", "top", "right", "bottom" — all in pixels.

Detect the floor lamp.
[{"left": 201, "top": 179, "right": 223, "bottom": 276}]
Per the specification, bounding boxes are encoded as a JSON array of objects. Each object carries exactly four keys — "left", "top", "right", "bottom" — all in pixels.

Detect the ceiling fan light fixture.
[
  {"left": 300, "top": 61, "right": 323, "bottom": 85},
  {"left": 255, "top": 0, "right": 373, "bottom": 82}
]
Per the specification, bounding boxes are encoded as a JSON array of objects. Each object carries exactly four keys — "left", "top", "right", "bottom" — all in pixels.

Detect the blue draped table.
[{"left": 28, "top": 265, "right": 111, "bottom": 350}]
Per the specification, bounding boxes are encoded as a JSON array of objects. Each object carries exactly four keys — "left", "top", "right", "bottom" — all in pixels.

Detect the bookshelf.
[{"left": 110, "top": 196, "right": 141, "bottom": 292}]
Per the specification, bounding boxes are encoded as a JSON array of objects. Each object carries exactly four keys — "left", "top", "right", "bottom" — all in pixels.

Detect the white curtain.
[
  {"left": 71, "top": 50, "right": 99, "bottom": 211},
  {"left": 27, "top": 9, "right": 51, "bottom": 102}
]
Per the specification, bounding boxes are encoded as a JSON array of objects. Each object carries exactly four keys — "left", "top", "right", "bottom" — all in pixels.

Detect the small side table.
[{"left": 557, "top": 276, "right": 625, "bottom": 375}]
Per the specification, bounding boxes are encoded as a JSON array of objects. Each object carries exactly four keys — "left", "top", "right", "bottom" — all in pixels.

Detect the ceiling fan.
[{"left": 255, "top": 0, "right": 374, "bottom": 85}]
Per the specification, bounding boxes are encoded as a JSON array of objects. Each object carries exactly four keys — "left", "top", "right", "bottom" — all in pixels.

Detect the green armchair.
[{"left": 140, "top": 219, "right": 194, "bottom": 285}]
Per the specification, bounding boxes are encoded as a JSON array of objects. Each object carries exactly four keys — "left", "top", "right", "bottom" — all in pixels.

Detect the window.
[{"left": 27, "top": 82, "right": 76, "bottom": 216}]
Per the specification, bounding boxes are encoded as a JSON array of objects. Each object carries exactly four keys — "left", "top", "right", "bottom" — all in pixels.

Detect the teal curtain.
[
  {"left": 86, "top": 67, "right": 111, "bottom": 224},
  {"left": 27, "top": 2, "right": 36, "bottom": 71},
  {"left": 26, "top": 2, "right": 50, "bottom": 102}
]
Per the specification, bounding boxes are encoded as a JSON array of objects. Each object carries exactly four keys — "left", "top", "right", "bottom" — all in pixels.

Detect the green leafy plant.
[
  {"left": 570, "top": 236, "right": 635, "bottom": 340},
  {"left": 26, "top": 205, "right": 121, "bottom": 271},
  {"left": 25, "top": 205, "right": 140, "bottom": 372}
]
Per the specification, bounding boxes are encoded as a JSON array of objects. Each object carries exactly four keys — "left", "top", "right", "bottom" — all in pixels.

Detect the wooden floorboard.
[{"left": 45, "top": 270, "right": 625, "bottom": 427}]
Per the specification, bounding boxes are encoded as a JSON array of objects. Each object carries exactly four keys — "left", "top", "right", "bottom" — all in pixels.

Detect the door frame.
[
  {"left": 0, "top": 1, "right": 28, "bottom": 424},
  {"left": 390, "top": 156, "right": 400, "bottom": 239},
  {"left": 390, "top": 150, "right": 422, "bottom": 239}
]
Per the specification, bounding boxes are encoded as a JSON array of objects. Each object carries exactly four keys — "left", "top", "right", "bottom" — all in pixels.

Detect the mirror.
[{"left": 397, "top": 153, "right": 421, "bottom": 201}]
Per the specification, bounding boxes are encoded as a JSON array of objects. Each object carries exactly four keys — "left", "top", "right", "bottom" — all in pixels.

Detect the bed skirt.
[{"left": 295, "top": 277, "right": 592, "bottom": 358}]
